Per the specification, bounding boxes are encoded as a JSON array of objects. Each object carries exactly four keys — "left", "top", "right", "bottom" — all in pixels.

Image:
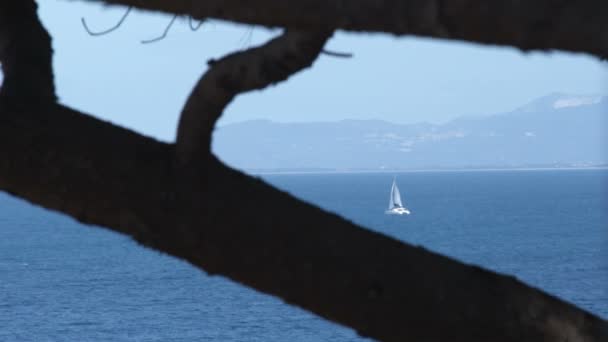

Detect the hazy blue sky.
[{"left": 36, "top": 1, "right": 606, "bottom": 141}]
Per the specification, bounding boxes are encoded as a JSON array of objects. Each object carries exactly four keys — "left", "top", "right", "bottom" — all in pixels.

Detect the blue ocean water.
[{"left": 0, "top": 169, "right": 606, "bottom": 341}]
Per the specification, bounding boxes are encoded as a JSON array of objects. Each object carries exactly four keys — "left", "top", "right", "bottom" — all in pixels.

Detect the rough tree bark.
[
  {"left": 0, "top": 1, "right": 606, "bottom": 342},
  {"left": 91, "top": 0, "right": 608, "bottom": 59}
]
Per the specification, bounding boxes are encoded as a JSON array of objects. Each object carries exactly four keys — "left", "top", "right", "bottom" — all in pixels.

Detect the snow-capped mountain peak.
[
  {"left": 517, "top": 92, "right": 606, "bottom": 113},
  {"left": 553, "top": 95, "right": 603, "bottom": 109}
]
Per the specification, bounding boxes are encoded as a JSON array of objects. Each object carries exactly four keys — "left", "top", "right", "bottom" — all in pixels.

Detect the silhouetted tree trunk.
[{"left": 0, "top": 1, "right": 606, "bottom": 341}]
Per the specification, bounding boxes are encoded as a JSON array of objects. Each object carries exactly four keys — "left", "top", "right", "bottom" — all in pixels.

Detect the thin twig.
[
  {"left": 81, "top": 7, "right": 132, "bottom": 36},
  {"left": 141, "top": 14, "right": 178, "bottom": 44},
  {"left": 238, "top": 26, "right": 255, "bottom": 50},
  {"left": 188, "top": 17, "right": 204, "bottom": 31},
  {"left": 321, "top": 49, "right": 354, "bottom": 58}
]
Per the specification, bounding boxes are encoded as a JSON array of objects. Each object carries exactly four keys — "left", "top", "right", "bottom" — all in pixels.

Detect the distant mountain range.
[{"left": 212, "top": 93, "right": 607, "bottom": 171}]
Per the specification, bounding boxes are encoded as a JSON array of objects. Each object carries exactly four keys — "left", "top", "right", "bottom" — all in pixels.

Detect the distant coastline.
[
  {"left": 246, "top": 164, "right": 608, "bottom": 175},
  {"left": 215, "top": 95, "right": 606, "bottom": 174}
]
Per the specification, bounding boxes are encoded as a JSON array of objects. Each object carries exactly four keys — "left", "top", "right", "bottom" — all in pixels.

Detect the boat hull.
[{"left": 385, "top": 208, "right": 411, "bottom": 215}]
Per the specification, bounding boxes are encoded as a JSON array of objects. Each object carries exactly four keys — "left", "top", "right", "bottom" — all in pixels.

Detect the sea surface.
[{"left": 0, "top": 169, "right": 606, "bottom": 341}]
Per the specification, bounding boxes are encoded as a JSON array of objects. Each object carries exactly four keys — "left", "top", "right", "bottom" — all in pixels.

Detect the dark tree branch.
[
  {"left": 175, "top": 30, "right": 330, "bottom": 166},
  {"left": 0, "top": 102, "right": 606, "bottom": 342},
  {"left": 87, "top": 0, "right": 608, "bottom": 59},
  {"left": 0, "top": 0, "right": 56, "bottom": 103},
  {"left": 1, "top": 2, "right": 607, "bottom": 342}
]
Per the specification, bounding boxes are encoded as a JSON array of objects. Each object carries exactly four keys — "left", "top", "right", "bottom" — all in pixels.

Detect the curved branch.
[
  {"left": 141, "top": 14, "right": 178, "bottom": 44},
  {"left": 175, "top": 30, "right": 330, "bottom": 166},
  {"left": 81, "top": 6, "right": 132, "bottom": 36},
  {"left": 188, "top": 17, "right": 204, "bottom": 31},
  {"left": 88, "top": 0, "right": 608, "bottom": 59}
]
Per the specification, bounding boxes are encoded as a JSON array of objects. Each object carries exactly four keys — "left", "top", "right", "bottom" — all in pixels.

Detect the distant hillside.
[{"left": 212, "top": 93, "right": 607, "bottom": 171}]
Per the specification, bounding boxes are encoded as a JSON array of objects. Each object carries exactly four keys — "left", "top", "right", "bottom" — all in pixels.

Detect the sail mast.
[{"left": 388, "top": 179, "right": 395, "bottom": 209}]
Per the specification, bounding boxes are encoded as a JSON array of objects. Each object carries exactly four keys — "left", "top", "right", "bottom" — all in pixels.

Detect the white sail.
[
  {"left": 391, "top": 181, "right": 403, "bottom": 208},
  {"left": 388, "top": 180, "right": 403, "bottom": 209},
  {"left": 386, "top": 178, "right": 410, "bottom": 215}
]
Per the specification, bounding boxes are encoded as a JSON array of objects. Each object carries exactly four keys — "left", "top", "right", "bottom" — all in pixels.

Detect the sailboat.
[{"left": 385, "top": 178, "right": 411, "bottom": 215}]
